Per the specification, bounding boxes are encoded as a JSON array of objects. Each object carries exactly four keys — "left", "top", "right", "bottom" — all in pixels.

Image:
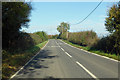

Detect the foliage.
[
  {"left": 5, "top": 32, "right": 35, "bottom": 52},
  {"left": 57, "top": 22, "right": 70, "bottom": 36},
  {"left": 103, "top": 1, "right": 120, "bottom": 55},
  {"left": 35, "top": 31, "right": 48, "bottom": 41},
  {"left": 29, "top": 33, "right": 43, "bottom": 44},
  {"left": 2, "top": 2, "right": 32, "bottom": 50},
  {"left": 59, "top": 32, "right": 68, "bottom": 40},
  {"left": 60, "top": 30, "right": 98, "bottom": 47},
  {"left": 48, "top": 34, "right": 58, "bottom": 39},
  {"left": 90, "top": 2, "right": 120, "bottom": 55},
  {"left": 105, "top": 1, "right": 120, "bottom": 33},
  {"left": 92, "top": 34, "right": 119, "bottom": 55}
]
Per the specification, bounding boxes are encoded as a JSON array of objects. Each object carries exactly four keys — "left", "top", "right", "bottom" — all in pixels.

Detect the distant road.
[{"left": 12, "top": 39, "right": 118, "bottom": 79}]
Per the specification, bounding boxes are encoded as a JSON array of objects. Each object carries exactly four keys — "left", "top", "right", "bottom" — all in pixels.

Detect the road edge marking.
[
  {"left": 59, "top": 40, "right": 118, "bottom": 62},
  {"left": 10, "top": 40, "right": 49, "bottom": 79}
]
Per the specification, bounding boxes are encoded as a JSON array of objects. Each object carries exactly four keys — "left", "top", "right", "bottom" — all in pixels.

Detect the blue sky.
[{"left": 21, "top": 2, "right": 117, "bottom": 37}]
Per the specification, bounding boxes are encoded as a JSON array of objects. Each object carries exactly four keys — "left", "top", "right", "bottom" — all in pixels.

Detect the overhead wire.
[{"left": 70, "top": 0, "right": 103, "bottom": 25}]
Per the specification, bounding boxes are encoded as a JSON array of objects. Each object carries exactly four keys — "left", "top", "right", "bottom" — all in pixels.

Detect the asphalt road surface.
[{"left": 12, "top": 39, "right": 119, "bottom": 80}]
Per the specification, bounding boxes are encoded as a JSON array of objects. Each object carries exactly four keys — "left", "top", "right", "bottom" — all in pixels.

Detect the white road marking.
[
  {"left": 10, "top": 40, "right": 49, "bottom": 79},
  {"left": 65, "top": 52, "right": 72, "bottom": 58},
  {"left": 59, "top": 43, "right": 63, "bottom": 44},
  {"left": 55, "top": 41, "right": 58, "bottom": 44},
  {"left": 76, "top": 61, "right": 99, "bottom": 80},
  {"left": 55, "top": 41, "right": 60, "bottom": 47},
  {"left": 59, "top": 40, "right": 118, "bottom": 62},
  {"left": 51, "top": 46, "right": 60, "bottom": 47},
  {"left": 61, "top": 48, "right": 65, "bottom": 51}
]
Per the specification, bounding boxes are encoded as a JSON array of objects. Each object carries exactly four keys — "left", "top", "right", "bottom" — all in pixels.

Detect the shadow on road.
[
  {"left": 15, "top": 49, "right": 58, "bottom": 77},
  {"left": 12, "top": 77, "right": 61, "bottom": 80}
]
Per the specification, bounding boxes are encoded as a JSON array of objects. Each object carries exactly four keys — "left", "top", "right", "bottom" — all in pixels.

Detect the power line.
[{"left": 70, "top": 0, "right": 103, "bottom": 25}]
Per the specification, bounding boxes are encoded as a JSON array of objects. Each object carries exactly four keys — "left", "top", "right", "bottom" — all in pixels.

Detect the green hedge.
[
  {"left": 35, "top": 31, "right": 48, "bottom": 41},
  {"left": 59, "top": 30, "right": 98, "bottom": 47}
]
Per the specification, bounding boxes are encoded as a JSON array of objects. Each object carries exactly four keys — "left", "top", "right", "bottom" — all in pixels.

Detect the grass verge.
[
  {"left": 62, "top": 39, "right": 119, "bottom": 61},
  {"left": 2, "top": 40, "right": 48, "bottom": 79}
]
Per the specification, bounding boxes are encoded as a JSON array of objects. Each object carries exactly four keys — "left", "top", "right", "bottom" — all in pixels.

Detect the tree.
[
  {"left": 105, "top": 1, "right": 120, "bottom": 33},
  {"left": 57, "top": 22, "right": 70, "bottom": 34},
  {"left": 2, "top": 2, "right": 32, "bottom": 50},
  {"left": 57, "top": 25, "right": 62, "bottom": 34},
  {"left": 57, "top": 22, "right": 70, "bottom": 39},
  {"left": 105, "top": 1, "right": 120, "bottom": 55}
]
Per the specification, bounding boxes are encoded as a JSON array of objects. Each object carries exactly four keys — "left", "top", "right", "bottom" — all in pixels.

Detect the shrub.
[
  {"left": 60, "top": 30, "right": 98, "bottom": 47},
  {"left": 35, "top": 31, "right": 48, "bottom": 41},
  {"left": 29, "top": 33, "right": 43, "bottom": 44},
  {"left": 92, "top": 34, "right": 119, "bottom": 55},
  {"left": 48, "top": 34, "right": 58, "bottom": 39}
]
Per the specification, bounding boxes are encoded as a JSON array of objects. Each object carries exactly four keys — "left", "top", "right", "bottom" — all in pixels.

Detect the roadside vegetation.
[
  {"left": 2, "top": 2, "right": 48, "bottom": 79},
  {"left": 57, "top": 2, "right": 120, "bottom": 61},
  {"left": 2, "top": 40, "right": 48, "bottom": 79},
  {"left": 48, "top": 34, "right": 58, "bottom": 39},
  {"left": 62, "top": 40, "right": 119, "bottom": 60}
]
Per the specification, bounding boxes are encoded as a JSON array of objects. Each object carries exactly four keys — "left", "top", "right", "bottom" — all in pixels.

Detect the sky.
[{"left": 21, "top": 1, "right": 118, "bottom": 37}]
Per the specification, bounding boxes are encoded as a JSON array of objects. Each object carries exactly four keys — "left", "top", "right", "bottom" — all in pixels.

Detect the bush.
[
  {"left": 29, "top": 33, "right": 43, "bottom": 44},
  {"left": 59, "top": 30, "right": 98, "bottom": 47},
  {"left": 35, "top": 31, "right": 48, "bottom": 41},
  {"left": 48, "top": 34, "right": 58, "bottom": 39},
  {"left": 92, "top": 34, "right": 119, "bottom": 55},
  {"left": 6, "top": 32, "right": 35, "bottom": 53}
]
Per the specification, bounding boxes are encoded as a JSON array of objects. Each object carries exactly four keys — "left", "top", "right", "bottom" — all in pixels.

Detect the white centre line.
[
  {"left": 76, "top": 61, "right": 99, "bottom": 80},
  {"left": 51, "top": 46, "right": 59, "bottom": 47},
  {"left": 65, "top": 52, "right": 72, "bottom": 58},
  {"left": 60, "top": 40, "right": 118, "bottom": 62},
  {"left": 61, "top": 48, "right": 65, "bottom": 51},
  {"left": 55, "top": 41, "right": 60, "bottom": 47}
]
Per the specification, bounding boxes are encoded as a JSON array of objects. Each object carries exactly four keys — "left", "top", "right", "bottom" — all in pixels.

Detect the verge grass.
[{"left": 62, "top": 39, "right": 119, "bottom": 61}]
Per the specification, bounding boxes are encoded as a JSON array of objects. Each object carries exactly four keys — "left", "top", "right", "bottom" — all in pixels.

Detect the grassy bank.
[
  {"left": 62, "top": 40, "right": 119, "bottom": 61},
  {"left": 2, "top": 40, "right": 48, "bottom": 79}
]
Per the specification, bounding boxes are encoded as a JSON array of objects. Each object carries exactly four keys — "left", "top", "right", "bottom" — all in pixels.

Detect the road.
[{"left": 12, "top": 39, "right": 119, "bottom": 80}]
